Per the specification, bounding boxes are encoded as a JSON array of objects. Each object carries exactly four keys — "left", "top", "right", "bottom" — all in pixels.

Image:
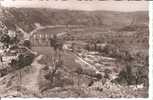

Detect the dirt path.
[
  {"left": 70, "top": 52, "right": 100, "bottom": 74},
  {"left": 21, "top": 55, "right": 45, "bottom": 93},
  {"left": 75, "top": 55, "right": 99, "bottom": 73},
  {"left": 0, "top": 55, "right": 45, "bottom": 97}
]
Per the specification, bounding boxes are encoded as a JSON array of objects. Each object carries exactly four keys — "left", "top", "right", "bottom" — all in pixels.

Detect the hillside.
[{"left": 0, "top": 7, "right": 148, "bottom": 32}]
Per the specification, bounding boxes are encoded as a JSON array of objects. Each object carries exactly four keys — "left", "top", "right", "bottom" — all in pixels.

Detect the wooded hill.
[{"left": 0, "top": 7, "right": 149, "bottom": 32}]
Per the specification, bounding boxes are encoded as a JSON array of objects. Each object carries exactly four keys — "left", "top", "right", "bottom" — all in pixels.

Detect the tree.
[
  {"left": 114, "top": 62, "right": 148, "bottom": 86},
  {"left": 22, "top": 40, "right": 31, "bottom": 49},
  {"left": 44, "top": 55, "right": 63, "bottom": 86},
  {"left": 91, "top": 39, "right": 97, "bottom": 51},
  {"left": 49, "top": 34, "right": 57, "bottom": 50},
  {"left": 9, "top": 34, "right": 20, "bottom": 45},
  {"left": 85, "top": 43, "right": 90, "bottom": 51},
  {"left": 0, "top": 33, "right": 10, "bottom": 48},
  {"left": 125, "top": 64, "right": 134, "bottom": 85},
  {"left": 104, "top": 69, "right": 111, "bottom": 80},
  {"left": 71, "top": 42, "right": 75, "bottom": 52},
  {"left": 10, "top": 51, "right": 35, "bottom": 69},
  {"left": 49, "top": 34, "right": 64, "bottom": 55}
]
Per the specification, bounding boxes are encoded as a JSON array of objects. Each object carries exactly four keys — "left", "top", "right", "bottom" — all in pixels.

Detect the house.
[
  {"left": 8, "top": 30, "right": 16, "bottom": 38},
  {"left": 2, "top": 55, "right": 17, "bottom": 63}
]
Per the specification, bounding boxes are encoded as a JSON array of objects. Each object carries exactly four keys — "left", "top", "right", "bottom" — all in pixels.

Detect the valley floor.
[{"left": 0, "top": 47, "right": 148, "bottom": 98}]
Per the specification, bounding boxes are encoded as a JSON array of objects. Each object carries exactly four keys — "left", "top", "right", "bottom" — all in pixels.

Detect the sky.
[{"left": 0, "top": 0, "right": 149, "bottom": 12}]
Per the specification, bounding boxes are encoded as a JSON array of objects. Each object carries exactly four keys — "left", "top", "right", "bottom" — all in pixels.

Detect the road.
[{"left": 21, "top": 55, "right": 45, "bottom": 93}]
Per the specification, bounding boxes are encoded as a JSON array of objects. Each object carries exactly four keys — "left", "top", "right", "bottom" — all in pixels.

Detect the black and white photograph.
[{"left": 0, "top": 0, "right": 151, "bottom": 98}]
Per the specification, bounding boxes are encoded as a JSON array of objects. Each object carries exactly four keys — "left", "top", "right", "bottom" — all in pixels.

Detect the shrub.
[
  {"left": 0, "top": 33, "right": 10, "bottom": 48},
  {"left": 9, "top": 51, "right": 35, "bottom": 69},
  {"left": 0, "top": 34, "right": 10, "bottom": 43},
  {"left": 22, "top": 40, "right": 32, "bottom": 49},
  {"left": 114, "top": 63, "right": 148, "bottom": 86},
  {"left": 18, "top": 52, "right": 35, "bottom": 67}
]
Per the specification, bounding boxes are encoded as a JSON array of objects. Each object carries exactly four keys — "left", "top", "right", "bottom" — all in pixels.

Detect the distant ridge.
[{"left": 0, "top": 7, "right": 149, "bottom": 32}]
